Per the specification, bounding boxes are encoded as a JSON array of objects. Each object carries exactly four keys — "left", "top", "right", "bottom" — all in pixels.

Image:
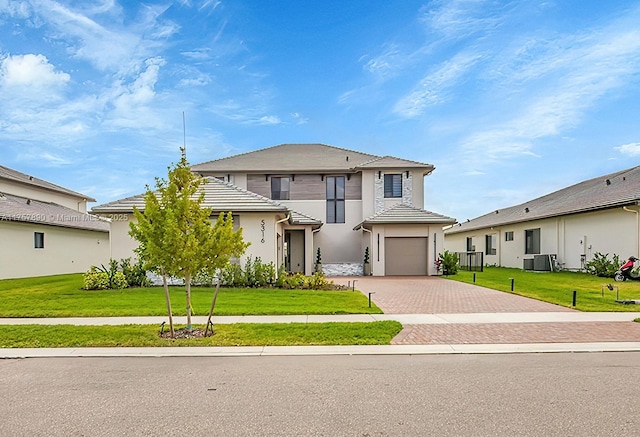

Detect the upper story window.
[
  {"left": 326, "top": 176, "right": 345, "bottom": 224},
  {"left": 384, "top": 174, "right": 402, "bottom": 198},
  {"left": 505, "top": 231, "right": 514, "bottom": 241},
  {"left": 271, "top": 177, "right": 290, "bottom": 200}
]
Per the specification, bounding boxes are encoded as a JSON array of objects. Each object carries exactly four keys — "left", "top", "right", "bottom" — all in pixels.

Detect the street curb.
[{"left": 2, "top": 342, "right": 640, "bottom": 358}]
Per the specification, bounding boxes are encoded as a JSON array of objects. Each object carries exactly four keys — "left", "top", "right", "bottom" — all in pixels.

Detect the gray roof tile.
[
  {"left": 191, "top": 143, "right": 433, "bottom": 173},
  {"left": 0, "top": 165, "right": 95, "bottom": 201},
  {"left": 355, "top": 203, "right": 456, "bottom": 229},
  {"left": 446, "top": 165, "right": 640, "bottom": 234},
  {"left": 0, "top": 192, "right": 108, "bottom": 232}
]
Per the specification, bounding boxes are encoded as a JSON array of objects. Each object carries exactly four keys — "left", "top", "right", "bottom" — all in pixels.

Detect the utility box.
[
  {"left": 523, "top": 258, "right": 534, "bottom": 270},
  {"left": 534, "top": 254, "right": 555, "bottom": 271}
]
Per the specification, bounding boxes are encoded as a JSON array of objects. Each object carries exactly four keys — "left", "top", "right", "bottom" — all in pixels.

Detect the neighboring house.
[
  {"left": 93, "top": 143, "right": 455, "bottom": 276},
  {"left": 0, "top": 165, "right": 110, "bottom": 280},
  {"left": 444, "top": 165, "right": 640, "bottom": 271}
]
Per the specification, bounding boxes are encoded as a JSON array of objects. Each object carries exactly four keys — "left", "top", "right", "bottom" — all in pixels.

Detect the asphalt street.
[{"left": 1, "top": 353, "right": 639, "bottom": 436}]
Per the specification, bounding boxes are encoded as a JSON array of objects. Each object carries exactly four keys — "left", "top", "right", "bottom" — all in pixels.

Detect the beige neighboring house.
[
  {"left": 444, "top": 165, "right": 640, "bottom": 271},
  {"left": 93, "top": 143, "right": 455, "bottom": 276},
  {"left": 0, "top": 165, "right": 109, "bottom": 280}
]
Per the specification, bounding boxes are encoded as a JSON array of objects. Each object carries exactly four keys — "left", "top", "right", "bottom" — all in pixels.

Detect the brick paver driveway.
[
  {"left": 331, "top": 276, "right": 573, "bottom": 314},
  {"left": 330, "top": 276, "right": 640, "bottom": 345}
]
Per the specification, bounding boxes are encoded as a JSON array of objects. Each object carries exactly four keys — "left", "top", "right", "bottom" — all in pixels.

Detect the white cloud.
[
  {"left": 393, "top": 51, "right": 481, "bottom": 117},
  {"left": 615, "top": 142, "right": 640, "bottom": 157},
  {"left": 256, "top": 115, "right": 281, "bottom": 125},
  {"left": 0, "top": 54, "right": 69, "bottom": 96},
  {"left": 420, "top": 0, "right": 503, "bottom": 38}
]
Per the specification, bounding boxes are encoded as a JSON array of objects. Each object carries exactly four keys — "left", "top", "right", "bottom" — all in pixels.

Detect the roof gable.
[
  {"left": 0, "top": 165, "right": 95, "bottom": 201},
  {"left": 447, "top": 165, "right": 640, "bottom": 234}
]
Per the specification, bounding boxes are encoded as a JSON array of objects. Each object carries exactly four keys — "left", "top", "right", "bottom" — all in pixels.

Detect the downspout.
[
  {"left": 623, "top": 206, "right": 639, "bottom": 256},
  {"left": 275, "top": 214, "right": 291, "bottom": 277}
]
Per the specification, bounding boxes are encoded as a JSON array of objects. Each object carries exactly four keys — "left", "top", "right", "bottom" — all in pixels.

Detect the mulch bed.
[{"left": 159, "top": 327, "right": 214, "bottom": 339}]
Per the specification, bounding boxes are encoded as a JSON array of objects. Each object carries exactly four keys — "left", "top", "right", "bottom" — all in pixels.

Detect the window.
[
  {"left": 466, "top": 237, "right": 475, "bottom": 252},
  {"left": 525, "top": 228, "right": 541, "bottom": 254},
  {"left": 326, "top": 176, "right": 345, "bottom": 223},
  {"left": 485, "top": 234, "right": 497, "bottom": 255},
  {"left": 384, "top": 174, "right": 402, "bottom": 198},
  {"left": 505, "top": 231, "right": 514, "bottom": 241},
  {"left": 270, "top": 177, "right": 290, "bottom": 200},
  {"left": 34, "top": 232, "right": 44, "bottom": 249}
]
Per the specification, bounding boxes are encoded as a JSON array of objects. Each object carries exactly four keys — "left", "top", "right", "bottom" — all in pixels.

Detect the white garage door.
[{"left": 385, "top": 237, "right": 428, "bottom": 276}]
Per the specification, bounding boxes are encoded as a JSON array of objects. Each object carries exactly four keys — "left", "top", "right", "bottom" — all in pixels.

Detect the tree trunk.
[
  {"left": 205, "top": 281, "right": 220, "bottom": 336},
  {"left": 161, "top": 267, "right": 175, "bottom": 338},
  {"left": 185, "top": 270, "right": 192, "bottom": 330}
]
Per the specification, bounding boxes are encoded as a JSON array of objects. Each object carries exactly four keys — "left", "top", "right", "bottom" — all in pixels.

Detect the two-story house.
[
  {"left": 93, "top": 144, "right": 456, "bottom": 276},
  {"left": 0, "top": 165, "right": 110, "bottom": 279}
]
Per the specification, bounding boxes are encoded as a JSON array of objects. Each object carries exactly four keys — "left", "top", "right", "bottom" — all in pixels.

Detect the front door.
[{"left": 285, "top": 230, "right": 305, "bottom": 273}]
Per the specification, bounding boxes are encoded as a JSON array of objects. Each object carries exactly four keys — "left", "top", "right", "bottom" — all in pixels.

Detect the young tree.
[{"left": 130, "top": 148, "right": 248, "bottom": 333}]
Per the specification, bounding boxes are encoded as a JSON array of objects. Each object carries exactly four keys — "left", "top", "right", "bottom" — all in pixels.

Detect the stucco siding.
[
  {"left": 0, "top": 221, "right": 109, "bottom": 279},
  {"left": 1, "top": 179, "right": 88, "bottom": 212}
]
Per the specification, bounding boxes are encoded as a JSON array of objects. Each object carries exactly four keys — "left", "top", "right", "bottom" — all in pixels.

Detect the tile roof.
[
  {"left": 0, "top": 165, "right": 95, "bottom": 201},
  {"left": 289, "top": 210, "right": 323, "bottom": 227},
  {"left": 354, "top": 203, "right": 456, "bottom": 229},
  {"left": 0, "top": 192, "right": 109, "bottom": 232},
  {"left": 191, "top": 143, "right": 433, "bottom": 173},
  {"left": 92, "top": 177, "right": 289, "bottom": 214},
  {"left": 446, "top": 165, "right": 640, "bottom": 234}
]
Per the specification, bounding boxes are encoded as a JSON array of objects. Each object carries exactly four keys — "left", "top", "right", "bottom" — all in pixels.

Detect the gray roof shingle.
[
  {"left": 446, "top": 165, "right": 640, "bottom": 234},
  {"left": 0, "top": 192, "right": 109, "bottom": 232},
  {"left": 191, "top": 143, "right": 434, "bottom": 173},
  {"left": 0, "top": 165, "right": 95, "bottom": 201},
  {"left": 354, "top": 203, "right": 456, "bottom": 229}
]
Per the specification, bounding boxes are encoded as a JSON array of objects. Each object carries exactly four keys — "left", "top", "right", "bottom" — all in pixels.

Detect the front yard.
[
  {"left": 0, "top": 273, "right": 382, "bottom": 317},
  {"left": 447, "top": 267, "right": 640, "bottom": 312}
]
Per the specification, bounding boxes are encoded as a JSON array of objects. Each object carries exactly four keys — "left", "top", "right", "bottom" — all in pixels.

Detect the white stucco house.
[
  {"left": 444, "top": 165, "right": 640, "bottom": 271},
  {"left": 93, "top": 143, "right": 455, "bottom": 276},
  {"left": 0, "top": 165, "right": 110, "bottom": 280}
]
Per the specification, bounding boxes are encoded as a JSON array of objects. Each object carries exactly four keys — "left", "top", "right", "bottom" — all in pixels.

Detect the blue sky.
[{"left": 2, "top": 0, "right": 640, "bottom": 221}]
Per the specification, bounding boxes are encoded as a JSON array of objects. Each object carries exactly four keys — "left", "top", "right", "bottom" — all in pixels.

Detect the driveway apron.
[{"left": 330, "top": 276, "right": 640, "bottom": 345}]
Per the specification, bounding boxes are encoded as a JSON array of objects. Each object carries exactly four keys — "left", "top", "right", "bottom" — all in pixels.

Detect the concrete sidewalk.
[{"left": 1, "top": 312, "right": 640, "bottom": 325}]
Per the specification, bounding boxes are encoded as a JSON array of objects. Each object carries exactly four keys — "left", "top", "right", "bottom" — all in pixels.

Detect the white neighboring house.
[
  {"left": 444, "top": 165, "right": 640, "bottom": 271},
  {"left": 0, "top": 165, "right": 110, "bottom": 280},
  {"left": 94, "top": 143, "right": 456, "bottom": 276}
]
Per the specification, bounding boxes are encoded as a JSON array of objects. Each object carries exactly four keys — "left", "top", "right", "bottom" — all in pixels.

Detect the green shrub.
[
  {"left": 111, "top": 271, "right": 128, "bottom": 289},
  {"left": 120, "top": 258, "right": 150, "bottom": 287},
  {"left": 83, "top": 267, "right": 110, "bottom": 290},
  {"left": 308, "top": 272, "right": 331, "bottom": 290},
  {"left": 585, "top": 252, "right": 620, "bottom": 278},
  {"left": 439, "top": 250, "right": 459, "bottom": 275}
]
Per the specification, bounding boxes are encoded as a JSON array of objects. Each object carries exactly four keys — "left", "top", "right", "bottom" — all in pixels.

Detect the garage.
[{"left": 385, "top": 237, "right": 428, "bottom": 276}]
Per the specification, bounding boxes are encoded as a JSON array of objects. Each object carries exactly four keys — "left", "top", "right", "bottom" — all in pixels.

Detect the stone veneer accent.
[
  {"left": 374, "top": 171, "right": 414, "bottom": 213},
  {"left": 322, "top": 263, "right": 365, "bottom": 276}
]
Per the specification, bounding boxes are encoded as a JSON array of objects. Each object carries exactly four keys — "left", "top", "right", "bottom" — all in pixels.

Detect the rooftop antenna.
[{"left": 182, "top": 111, "right": 186, "bottom": 157}]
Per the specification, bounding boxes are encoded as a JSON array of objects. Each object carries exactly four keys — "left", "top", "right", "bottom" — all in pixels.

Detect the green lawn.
[
  {"left": 0, "top": 321, "right": 403, "bottom": 348},
  {"left": 0, "top": 274, "right": 382, "bottom": 317},
  {"left": 447, "top": 267, "right": 640, "bottom": 311}
]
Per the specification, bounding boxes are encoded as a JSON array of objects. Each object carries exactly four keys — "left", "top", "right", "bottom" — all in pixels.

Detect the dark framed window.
[
  {"left": 525, "top": 228, "right": 541, "bottom": 254},
  {"left": 384, "top": 174, "right": 402, "bottom": 198},
  {"left": 466, "top": 237, "right": 475, "bottom": 252},
  {"left": 34, "top": 232, "right": 44, "bottom": 249},
  {"left": 485, "top": 234, "right": 497, "bottom": 255},
  {"left": 326, "top": 176, "right": 345, "bottom": 223},
  {"left": 505, "top": 231, "right": 514, "bottom": 241},
  {"left": 271, "top": 177, "right": 290, "bottom": 200}
]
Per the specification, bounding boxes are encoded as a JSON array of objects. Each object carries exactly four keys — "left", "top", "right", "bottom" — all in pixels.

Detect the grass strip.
[
  {"left": 0, "top": 274, "right": 382, "bottom": 317},
  {"left": 0, "top": 321, "right": 403, "bottom": 348},
  {"left": 447, "top": 267, "right": 640, "bottom": 312}
]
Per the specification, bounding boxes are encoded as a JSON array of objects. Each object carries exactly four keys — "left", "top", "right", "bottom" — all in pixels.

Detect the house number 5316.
[{"left": 260, "top": 219, "right": 265, "bottom": 243}]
